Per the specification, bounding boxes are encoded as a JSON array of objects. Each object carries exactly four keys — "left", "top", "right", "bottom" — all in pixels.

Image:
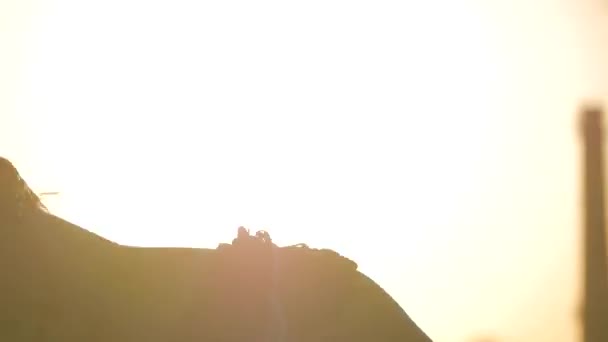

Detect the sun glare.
[
  {"left": 18, "top": 0, "right": 501, "bottom": 251},
  {"left": 6, "top": 0, "right": 604, "bottom": 341}
]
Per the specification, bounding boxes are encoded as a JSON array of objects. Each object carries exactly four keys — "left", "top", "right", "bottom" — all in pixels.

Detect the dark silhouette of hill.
[{"left": 0, "top": 157, "right": 432, "bottom": 341}]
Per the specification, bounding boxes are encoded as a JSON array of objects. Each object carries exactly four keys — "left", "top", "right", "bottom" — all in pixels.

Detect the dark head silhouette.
[
  {"left": 0, "top": 157, "right": 46, "bottom": 222},
  {"left": 0, "top": 157, "right": 432, "bottom": 341}
]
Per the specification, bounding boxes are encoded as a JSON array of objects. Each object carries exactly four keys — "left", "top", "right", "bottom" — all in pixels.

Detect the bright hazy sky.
[{"left": 1, "top": 0, "right": 607, "bottom": 341}]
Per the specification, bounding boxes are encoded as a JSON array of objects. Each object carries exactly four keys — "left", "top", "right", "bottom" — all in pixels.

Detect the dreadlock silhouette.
[{"left": 0, "top": 157, "right": 47, "bottom": 222}]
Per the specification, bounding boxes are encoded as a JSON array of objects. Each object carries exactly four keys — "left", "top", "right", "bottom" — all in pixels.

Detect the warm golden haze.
[{"left": 2, "top": 0, "right": 608, "bottom": 341}]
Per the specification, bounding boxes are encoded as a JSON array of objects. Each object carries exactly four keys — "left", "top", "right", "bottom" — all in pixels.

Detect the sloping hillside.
[{"left": 0, "top": 212, "right": 431, "bottom": 341}]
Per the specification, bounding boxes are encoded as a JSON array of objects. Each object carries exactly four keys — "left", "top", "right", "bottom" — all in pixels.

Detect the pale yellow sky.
[{"left": 1, "top": 1, "right": 607, "bottom": 341}]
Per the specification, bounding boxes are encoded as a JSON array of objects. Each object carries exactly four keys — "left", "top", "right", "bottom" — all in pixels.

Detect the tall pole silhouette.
[{"left": 580, "top": 105, "right": 608, "bottom": 342}]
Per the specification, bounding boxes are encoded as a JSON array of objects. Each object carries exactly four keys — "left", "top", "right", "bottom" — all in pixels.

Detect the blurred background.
[{"left": 1, "top": 1, "right": 607, "bottom": 341}]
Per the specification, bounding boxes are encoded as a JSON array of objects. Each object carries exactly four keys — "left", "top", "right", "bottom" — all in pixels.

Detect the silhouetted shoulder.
[
  {"left": 271, "top": 243, "right": 431, "bottom": 341},
  {"left": 29, "top": 212, "right": 118, "bottom": 246},
  {"left": 343, "top": 272, "right": 433, "bottom": 341}
]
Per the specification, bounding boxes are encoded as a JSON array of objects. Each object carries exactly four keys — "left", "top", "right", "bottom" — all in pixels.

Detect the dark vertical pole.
[{"left": 581, "top": 106, "right": 608, "bottom": 342}]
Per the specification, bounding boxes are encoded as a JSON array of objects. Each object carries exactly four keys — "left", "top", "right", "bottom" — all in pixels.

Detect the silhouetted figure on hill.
[
  {"left": 255, "top": 230, "right": 272, "bottom": 245},
  {"left": 230, "top": 227, "right": 274, "bottom": 263},
  {"left": 237, "top": 226, "right": 249, "bottom": 239},
  {"left": 233, "top": 226, "right": 253, "bottom": 245},
  {"left": 232, "top": 227, "right": 274, "bottom": 254}
]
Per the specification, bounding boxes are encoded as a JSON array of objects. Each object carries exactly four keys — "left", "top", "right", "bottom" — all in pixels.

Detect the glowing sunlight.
[
  {"left": 15, "top": 1, "right": 504, "bottom": 249},
  {"left": 2, "top": 0, "right": 607, "bottom": 341}
]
